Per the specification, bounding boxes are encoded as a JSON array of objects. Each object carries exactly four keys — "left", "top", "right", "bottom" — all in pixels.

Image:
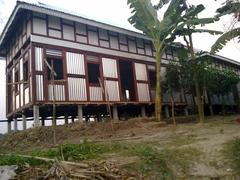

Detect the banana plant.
[
  {"left": 127, "top": 0, "right": 221, "bottom": 122},
  {"left": 211, "top": 0, "right": 240, "bottom": 53},
  {"left": 168, "top": 3, "right": 222, "bottom": 123},
  {"left": 127, "top": 0, "right": 189, "bottom": 122}
]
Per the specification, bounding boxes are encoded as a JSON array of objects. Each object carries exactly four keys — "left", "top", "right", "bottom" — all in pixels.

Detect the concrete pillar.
[
  {"left": 141, "top": 106, "right": 146, "bottom": 118},
  {"left": 64, "top": 114, "right": 68, "bottom": 124},
  {"left": 22, "top": 114, "right": 27, "bottom": 130},
  {"left": 78, "top": 105, "right": 83, "bottom": 122},
  {"left": 7, "top": 120, "right": 11, "bottom": 133},
  {"left": 164, "top": 106, "right": 170, "bottom": 118},
  {"left": 184, "top": 106, "right": 189, "bottom": 116},
  {"left": 33, "top": 105, "right": 40, "bottom": 127},
  {"left": 71, "top": 116, "right": 75, "bottom": 123},
  {"left": 14, "top": 118, "right": 18, "bottom": 132},
  {"left": 112, "top": 105, "right": 119, "bottom": 121},
  {"left": 41, "top": 117, "right": 45, "bottom": 126}
]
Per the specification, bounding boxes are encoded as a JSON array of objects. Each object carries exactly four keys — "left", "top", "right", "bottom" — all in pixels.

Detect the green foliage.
[
  {"left": 0, "top": 154, "right": 47, "bottom": 167},
  {"left": 215, "top": 0, "right": 240, "bottom": 18},
  {"left": 165, "top": 62, "right": 181, "bottom": 95},
  {"left": 31, "top": 142, "right": 122, "bottom": 161},
  {"left": 211, "top": 27, "right": 240, "bottom": 53},
  {"left": 206, "top": 67, "right": 240, "bottom": 97},
  {"left": 211, "top": 0, "right": 240, "bottom": 53}
]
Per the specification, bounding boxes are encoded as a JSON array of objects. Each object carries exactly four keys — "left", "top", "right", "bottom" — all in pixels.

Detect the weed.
[
  {"left": 31, "top": 141, "right": 123, "bottom": 161},
  {"left": 0, "top": 154, "right": 48, "bottom": 167}
]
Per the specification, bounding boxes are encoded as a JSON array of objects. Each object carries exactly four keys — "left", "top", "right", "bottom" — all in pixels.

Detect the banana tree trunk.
[
  {"left": 170, "top": 94, "right": 176, "bottom": 126},
  {"left": 188, "top": 32, "right": 205, "bottom": 123},
  {"left": 155, "top": 50, "right": 162, "bottom": 122}
]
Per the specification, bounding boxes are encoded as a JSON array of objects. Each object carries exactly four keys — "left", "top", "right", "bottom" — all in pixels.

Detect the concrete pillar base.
[
  {"left": 14, "top": 118, "right": 18, "bottom": 132},
  {"left": 141, "top": 106, "right": 146, "bottom": 118},
  {"left": 184, "top": 106, "right": 189, "bottom": 116},
  {"left": 33, "top": 105, "right": 40, "bottom": 127},
  {"left": 41, "top": 117, "right": 45, "bottom": 126},
  {"left": 78, "top": 105, "right": 83, "bottom": 122},
  {"left": 22, "top": 114, "right": 27, "bottom": 130},
  {"left": 7, "top": 119, "right": 11, "bottom": 133},
  {"left": 65, "top": 114, "right": 69, "bottom": 124},
  {"left": 112, "top": 105, "right": 119, "bottom": 121},
  {"left": 164, "top": 106, "right": 170, "bottom": 118}
]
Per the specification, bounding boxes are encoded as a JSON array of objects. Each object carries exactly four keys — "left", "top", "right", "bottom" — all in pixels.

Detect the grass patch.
[
  {"left": 165, "top": 147, "right": 202, "bottom": 176},
  {"left": 223, "top": 138, "right": 240, "bottom": 171},
  {"left": 31, "top": 141, "right": 123, "bottom": 161},
  {"left": 0, "top": 154, "right": 48, "bottom": 167},
  {"left": 125, "top": 145, "right": 174, "bottom": 179}
]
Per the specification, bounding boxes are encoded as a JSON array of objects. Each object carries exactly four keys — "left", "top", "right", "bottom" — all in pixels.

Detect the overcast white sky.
[{"left": 0, "top": 0, "right": 239, "bottom": 133}]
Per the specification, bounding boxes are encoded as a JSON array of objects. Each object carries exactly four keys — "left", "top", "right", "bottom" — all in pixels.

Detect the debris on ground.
[{"left": 0, "top": 165, "right": 17, "bottom": 180}]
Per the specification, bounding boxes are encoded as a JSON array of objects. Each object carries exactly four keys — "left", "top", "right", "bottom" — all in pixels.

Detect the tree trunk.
[
  {"left": 155, "top": 51, "right": 162, "bottom": 122},
  {"left": 206, "top": 90, "right": 214, "bottom": 116},
  {"left": 221, "top": 95, "right": 226, "bottom": 115},
  {"left": 188, "top": 32, "right": 204, "bottom": 123},
  {"left": 170, "top": 95, "right": 176, "bottom": 126}
]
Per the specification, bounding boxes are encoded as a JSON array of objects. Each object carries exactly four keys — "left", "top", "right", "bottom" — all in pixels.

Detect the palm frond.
[{"left": 211, "top": 27, "right": 240, "bottom": 53}]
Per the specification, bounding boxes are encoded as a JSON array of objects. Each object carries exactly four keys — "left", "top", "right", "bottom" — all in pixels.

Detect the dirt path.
[{"left": 0, "top": 115, "right": 240, "bottom": 178}]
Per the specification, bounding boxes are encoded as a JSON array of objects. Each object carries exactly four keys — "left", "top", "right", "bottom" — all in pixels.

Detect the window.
[
  {"left": 15, "top": 70, "right": 19, "bottom": 92},
  {"left": 23, "top": 61, "right": 29, "bottom": 81},
  {"left": 149, "top": 70, "right": 156, "bottom": 89},
  {"left": 88, "top": 63, "right": 100, "bottom": 84},
  {"left": 47, "top": 58, "right": 64, "bottom": 80}
]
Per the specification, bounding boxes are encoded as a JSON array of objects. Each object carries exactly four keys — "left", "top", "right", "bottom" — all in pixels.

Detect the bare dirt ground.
[{"left": 1, "top": 115, "right": 240, "bottom": 179}]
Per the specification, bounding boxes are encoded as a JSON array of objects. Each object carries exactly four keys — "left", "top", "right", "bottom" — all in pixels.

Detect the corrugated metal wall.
[
  {"left": 24, "top": 87, "right": 30, "bottom": 104},
  {"left": 36, "top": 75, "right": 44, "bottom": 101},
  {"left": 137, "top": 83, "right": 150, "bottom": 102},
  {"left": 35, "top": 47, "right": 43, "bottom": 71},
  {"left": 102, "top": 58, "right": 117, "bottom": 78},
  {"left": 66, "top": 52, "right": 85, "bottom": 75},
  {"left": 48, "top": 84, "right": 65, "bottom": 101},
  {"left": 134, "top": 63, "right": 150, "bottom": 102},
  {"left": 16, "top": 94, "right": 20, "bottom": 109},
  {"left": 90, "top": 87, "right": 103, "bottom": 101},
  {"left": 135, "top": 63, "right": 148, "bottom": 81},
  {"left": 105, "top": 80, "right": 120, "bottom": 101},
  {"left": 102, "top": 57, "right": 120, "bottom": 102},
  {"left": 68, "top": 77, "right": 87, "bottom": 101}
]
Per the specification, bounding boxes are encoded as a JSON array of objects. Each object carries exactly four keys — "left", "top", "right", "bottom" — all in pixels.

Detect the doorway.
[{"left": 119, "top": 60, "right": 136, "bottom": 101}]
